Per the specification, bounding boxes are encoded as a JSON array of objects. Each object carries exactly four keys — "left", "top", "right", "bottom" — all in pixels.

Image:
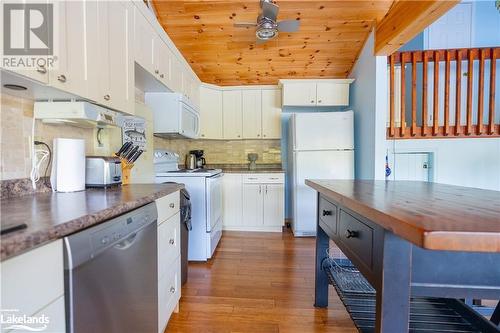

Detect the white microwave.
[{"left": 145, "top": 93, "right": 200, "bottom": 139}]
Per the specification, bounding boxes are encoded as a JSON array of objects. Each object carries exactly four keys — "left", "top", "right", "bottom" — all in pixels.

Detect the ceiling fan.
[{"left": 233, "top": 0, "right": 300, "bottom": 43}]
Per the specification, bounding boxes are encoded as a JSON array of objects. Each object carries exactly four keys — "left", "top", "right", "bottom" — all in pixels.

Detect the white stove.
[{"left": 154, "top": 150, "right": 223, "bottom": 261}]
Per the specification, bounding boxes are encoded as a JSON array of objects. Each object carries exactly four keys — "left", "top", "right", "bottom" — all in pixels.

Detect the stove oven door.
[{"left": 206, "top": 173, "right": 223, "bottom": 232}]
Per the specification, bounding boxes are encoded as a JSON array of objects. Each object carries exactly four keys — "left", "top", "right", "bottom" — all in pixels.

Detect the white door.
[
  {"left": 292, "top": 112, "right": 354, "bottom": 151},
  {"left": 200, "top": 87, "right": 223, "bottom": 139},
  {"left": 261, "top": 89, "right": 282, "bottom": 139},
  {"left": 106, "top": 1, "right": 133, "bottom": 113},
  {"left": 427, "top": 3, "right": 472, "bottom": 49},
  {"left": 50, "top": 1, "right": 87, "bottom": 97},
  {"left": 242, "top": 184, "right": 264, "bottom": 227},
  {"left": 169, "top": 57, "right": 183, "bottom": 93},
  {"left": 223, "top": 90, "right": 243, "bottom": 139},
  {"left": 222, "top": 173, "right": 242, "bottom": 229},
  {"left": 242, "top": 90, "right": 262, "bottom": 139},
  {"left": 393, "top": 153, "right": 430, "bottom": 181},
  {"left": 283, "top": 83, "right": 317, "bottom": 106},
  {"left": 293, "top": 150, "right": 354, "bottom": 236},
  {"left": 316, "top": 82, "right": 350, "bottom": 106},
  {"left": 263, "top": 184, "right": 284, "bottom": 228},
  {"left": 155, "top": 37, "right": 171, "bottom": 87},
  {"left": 133, "top": 6, "right": 154, "bottom": 73}
]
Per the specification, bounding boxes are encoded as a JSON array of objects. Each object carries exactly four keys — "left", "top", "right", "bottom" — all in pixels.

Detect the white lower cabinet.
[
  {"left": 156, "top": 192, "right": 181, "bottom": 333},
  {"left": 223, "top": 173, "right": 284, "bottom": 232},
  {"left": 1, "top": 240, "right": 65, "bottom": 333}
]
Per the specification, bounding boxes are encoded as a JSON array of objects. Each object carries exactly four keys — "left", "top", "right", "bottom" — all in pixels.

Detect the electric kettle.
[{"left": 186, "top": 154, "right": 197, "bottom": 170}]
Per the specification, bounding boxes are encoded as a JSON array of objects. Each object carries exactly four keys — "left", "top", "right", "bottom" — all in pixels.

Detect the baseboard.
[{"left": 222, "top": 226, "right": 283, "bottom": 232}]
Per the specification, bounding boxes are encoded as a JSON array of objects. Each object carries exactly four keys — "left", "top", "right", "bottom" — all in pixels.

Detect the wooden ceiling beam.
[{"left": 375, "top": 0, "right": 459, "bottom": 55}]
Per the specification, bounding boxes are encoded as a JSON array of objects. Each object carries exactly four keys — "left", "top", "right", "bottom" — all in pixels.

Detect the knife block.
[{"left": 120, "top": 159, "right": 134, "bottom": 185}]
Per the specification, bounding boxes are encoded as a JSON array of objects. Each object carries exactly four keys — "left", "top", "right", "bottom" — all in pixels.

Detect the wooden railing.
[{"left": 387, "top": 47, "right": 500, "bottom": 139}]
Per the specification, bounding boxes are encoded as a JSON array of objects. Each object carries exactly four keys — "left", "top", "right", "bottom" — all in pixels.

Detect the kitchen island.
[{"left": 306, "top": 180, "right": 500, "bottom": 332}]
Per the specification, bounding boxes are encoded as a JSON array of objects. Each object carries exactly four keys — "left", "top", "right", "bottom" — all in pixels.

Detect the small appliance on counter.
[
  {"left": 190, "top": 150, "right": 206, "bottom": 168},
  {"left": 186, "top": 153, "right": 197, "bottom": 170},
  {"left": 85, "top": 156, "right": 122, "bottom": 187},
  {"left": 51, "top": 138, "right": 86, "bottom": 192}
]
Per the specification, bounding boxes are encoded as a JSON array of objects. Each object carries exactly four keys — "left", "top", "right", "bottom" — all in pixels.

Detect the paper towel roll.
[{"left": 51, "top": 138, "right": 86, "bottom": 192}]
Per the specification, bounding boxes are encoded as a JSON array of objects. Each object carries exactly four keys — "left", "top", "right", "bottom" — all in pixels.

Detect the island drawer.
[
  {"left": 338, "top": 210, "right": 373, "bottom": 269},
  {"left": 156, "top": 191, "right": 180, "bottom": 224},
  {"left": 319, "top": 196, "right": 337, "bottom": 233},
  {"left": 242, "top": 173, "right": 284, "bottom": 184}
]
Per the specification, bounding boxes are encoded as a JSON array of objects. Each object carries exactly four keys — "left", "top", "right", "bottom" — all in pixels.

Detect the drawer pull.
[
  {"left": 322, "top": 210, "right": 333, "bottom": 216},
  {"left": 345, "top": 229, "right": 359, "bottom": 239},
  {"left": 170, "top": 287, "right": 175, "bottom": 293},
  {"left": 169, "top": 238, "right": 175, "bottom": 245},
  {"left": 169, "top": 203, "right": 175, "bottom": 208}
]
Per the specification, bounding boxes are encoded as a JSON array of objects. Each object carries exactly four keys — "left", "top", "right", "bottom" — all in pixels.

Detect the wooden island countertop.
[{"left": 305, "top": 180, "right": 500, "bottom": 253}]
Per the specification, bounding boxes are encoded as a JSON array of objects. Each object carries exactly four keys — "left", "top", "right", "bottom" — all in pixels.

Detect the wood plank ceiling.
[{"left": 152, "top": 0, "right": 395, "bottom": 86}]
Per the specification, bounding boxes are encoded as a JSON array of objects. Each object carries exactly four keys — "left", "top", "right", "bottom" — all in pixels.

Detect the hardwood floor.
[{"left": 166, "top": 229, "right": 357, "bottom": 332}]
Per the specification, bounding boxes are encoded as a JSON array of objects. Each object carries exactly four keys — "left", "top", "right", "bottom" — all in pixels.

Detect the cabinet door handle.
[
  {"left": 259, "top": 185, "right": 261, "bottom": 194},
  {"left": 170, "top": 287, "right": 175, "bottom": 293},
  {"left": 237, "top": 135, "right": 241, "bottom": 138},
  {"left": 257, "top": 134, "right": 260, "bottom": 137},
  {"left": 57, "top": 74, "right": 66, "bottom": 82},
  {"left": 160, "top": 73, "right": 164, "bottom": 78},
  {"left": 169, "top": 238, "right": 175, "bottom": 245},
  {"left": 169, "top": 203, "right": 175, "bottom": 208},
  {"left": 265, "top": 185, "right": 268, "bottom": 194},
  {"left": 155, "top": 69, "right": 159, "bottom": 74},
  {"left": 322, "top": 210, "right": 332, "bottom": 216},
  {"left": 104, "top": 94, "right": 110, "bottom": 101},
  {"left": 310, "top": 100, "right": 314, "bottom": 103},
  {"left": 318, "top": 100, "right": 322, "bottom": 103},
  {"left": 201, "top": 134, "right": 205, "bottom": 137},
  {"left": 263, "top": 134, "right": 266, "bottom": 137},
  {"left": 345, "top": 229, "right": 359, "bottom": 239},
  {"left": 36, "top": 65, "right": 47, "bottom": 74}
]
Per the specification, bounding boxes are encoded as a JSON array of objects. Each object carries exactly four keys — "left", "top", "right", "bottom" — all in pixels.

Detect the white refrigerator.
[{"left": 288, "top": 111, "right": 354, "bottom": 236}]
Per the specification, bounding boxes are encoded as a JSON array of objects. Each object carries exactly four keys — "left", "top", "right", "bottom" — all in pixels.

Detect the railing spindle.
[
  {"left": 433, "top": 51, "right": 440, "bottom": 136},
  {"left": 477, "top": 49, "right": 485, "bottom": 135},
  {"left": 411, "top": 52, "right": 417, "bottom": 136},
  {"left": 422, "top": 51, "right": 428, "bottom": 136},
  {"left": 466, "top": 49, "right": 473, "bottom": 135},
  {"left": 444, "top": 50, "right": 450, "bottom": 136},
  {"left": 489, "top": 48, "right": 497, "bottom": 135},
  {"left": 389, "top": 54, "right": 395, "bottom": 137},
  {"left": 400, "top": 53, "right": 406, "bottom": 137},
  {"left": 455, "top": 50, "right": 462, "bottom": 136}
]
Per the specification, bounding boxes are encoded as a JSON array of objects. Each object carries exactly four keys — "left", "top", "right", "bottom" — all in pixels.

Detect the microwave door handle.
[{"left": 194, "top": 110, "right": 201, "bottom": 138}]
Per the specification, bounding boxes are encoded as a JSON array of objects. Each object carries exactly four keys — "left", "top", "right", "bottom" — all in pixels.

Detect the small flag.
[{"left": 385, "top": 152, "right": 392, "bottom": 178}]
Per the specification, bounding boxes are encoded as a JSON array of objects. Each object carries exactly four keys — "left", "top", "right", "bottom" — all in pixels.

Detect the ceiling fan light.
[{"left": 256, "top": 23, "right": 278, "bottom": 40}]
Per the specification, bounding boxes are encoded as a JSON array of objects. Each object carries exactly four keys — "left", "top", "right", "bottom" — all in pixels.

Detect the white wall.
[
  {"left": 349, "top": 32, "right": 388, "bottom": 180},
  {"left": 386, "top": 138, "right": 500, "bottom": 190}
]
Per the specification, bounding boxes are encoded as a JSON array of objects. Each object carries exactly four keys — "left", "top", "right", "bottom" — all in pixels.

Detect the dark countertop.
[
  {"left": 0, "top": 183, "right": 183, "bottom": 261},
  {"left": 306, "top": 180, "right": 500, "bottom": 253},
  {"left": 223, "top": 168, "right": 285, "bottom": 173}
]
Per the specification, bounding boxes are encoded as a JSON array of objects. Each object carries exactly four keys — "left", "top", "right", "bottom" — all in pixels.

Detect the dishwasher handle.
[{"left": 114, "top": 233, "right": 138, "bottom": 250}]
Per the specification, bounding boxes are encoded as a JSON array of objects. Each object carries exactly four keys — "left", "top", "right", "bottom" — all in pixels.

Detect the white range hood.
[{"left": 34, "top": 101, "right": 121, "bottom": 128}]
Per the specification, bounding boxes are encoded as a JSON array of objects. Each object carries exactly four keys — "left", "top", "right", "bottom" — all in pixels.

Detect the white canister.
[{"left": 50, "top": 138, "right": 86, "bottom": 192}]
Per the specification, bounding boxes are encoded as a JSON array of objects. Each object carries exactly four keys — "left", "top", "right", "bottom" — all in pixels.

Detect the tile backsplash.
[
  {"left": 154, "top": 137, "right": 282, "bottom": 166},
  {"left": 0, "top": 93, "right": 102, "bottom": 180}
]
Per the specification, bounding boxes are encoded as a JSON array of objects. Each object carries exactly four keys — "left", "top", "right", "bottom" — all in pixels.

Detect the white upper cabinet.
[
  {"left": 282, "top": 82, "right": 317, "bottom": 106},
  {"left": 49, "top": 1, "right": 87, "bottom": 98},
  {"left": 242, "top": 90, "right": 262, "bottom": 139},
  {"left": 222, "top": 90, "right": 243, "bottom": 139},
  {"left": 280, "top": 79, "right": 354, "bottom": 107},
  {"left": 199, "top": 86, "right": 223, "bottom": 139},
  {"left": 134, "top": 7, "right": 155, "bottom": 74},
  {"left": 316, "top": 82, "right": 350, "bottom": 106},
  {"left": 106, "top": 1, "right": 134, "bottom": 113},
  {"left": 154, "top": 35, "right": 172, "bottom": 87},
  {"left": 261, "top": 89, "right": 282, "bottom": 139}
]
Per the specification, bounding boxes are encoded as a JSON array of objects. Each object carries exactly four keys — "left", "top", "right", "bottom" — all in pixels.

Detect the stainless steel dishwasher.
[{"left": 64, "top": 202, "right": 158, "bottom": 333}]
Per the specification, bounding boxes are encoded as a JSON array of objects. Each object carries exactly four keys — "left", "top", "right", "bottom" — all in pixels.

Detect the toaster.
[{"left": 85, "top": 156, "right": 122, "bottom": 187}]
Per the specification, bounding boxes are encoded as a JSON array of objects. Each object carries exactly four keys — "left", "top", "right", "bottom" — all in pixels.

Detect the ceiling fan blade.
[
  {"left": 261, "top": 1, "right": 279, "bottom": 21},
  {"left": 277, "top": 19, "right": 300, "bottom": 32},
  {"left": 234, "top": 22, "right": 258, "bottom": 28}
]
